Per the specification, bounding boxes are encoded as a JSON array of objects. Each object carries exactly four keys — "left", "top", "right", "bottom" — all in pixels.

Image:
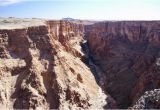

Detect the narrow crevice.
[
  {"left": 80, "top": 35, "right": 135, "bottom": 109},
  {"left": 80, "top": 41, "right": 100, "bottom": 83},
  {"left": 80, "top": 40, "right": 118, "bottom": 109}
]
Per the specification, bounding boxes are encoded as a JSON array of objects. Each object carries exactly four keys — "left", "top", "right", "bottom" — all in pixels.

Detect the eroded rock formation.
[{"left": 0, "top": 19, "right": 110, "bottom": 109}]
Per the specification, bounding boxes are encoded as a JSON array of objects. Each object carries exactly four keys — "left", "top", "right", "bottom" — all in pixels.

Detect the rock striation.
[
  {"left": 86, "top": 21, "right": 160, "bottom": 108},
  {"left": 47, "top": 20, "right": 84, "bottom": 57}
]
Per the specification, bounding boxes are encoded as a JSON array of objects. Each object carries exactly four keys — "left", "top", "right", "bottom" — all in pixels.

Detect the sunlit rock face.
[
  {"left": 86, "top": 21, "right": 160, "bottom": 108},
  {"left": 0, "top": 19, "right": 113, "bottom": 109},
  {"left": 46, "top": 20, "right": 85, "bottom": 57}
]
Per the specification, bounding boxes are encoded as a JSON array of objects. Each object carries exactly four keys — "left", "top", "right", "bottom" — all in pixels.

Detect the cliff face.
[
  {"left": 47, "top": 20, "right": 84, "bottom": 42},
  {"left": 86, "top": 21, "right": 160, "bottom": 108},
  {"left": 0, "top": 20, "right": 109, "bottom": 109},
  {"left": 47, "top": 20, "right": 84, "bottom": 57},
  {"left": 0, "top": 26, "right": 59, "bottom": 109}
]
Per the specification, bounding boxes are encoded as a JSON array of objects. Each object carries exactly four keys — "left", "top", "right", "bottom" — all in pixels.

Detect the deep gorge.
[
  {"left": 0, "top": 19, "right": 160, "bottom": 109},
  {"left": 85, "top": 21, "right": 160, "bottom": 108}
]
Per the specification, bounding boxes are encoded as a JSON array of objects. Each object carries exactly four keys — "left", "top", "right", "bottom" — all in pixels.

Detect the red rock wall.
[
  {"left": 87, "top": 21, "right": 160, "bottom": 57},
  {"left": 86, "top": 21, "right": 160, "bottom": 108}
]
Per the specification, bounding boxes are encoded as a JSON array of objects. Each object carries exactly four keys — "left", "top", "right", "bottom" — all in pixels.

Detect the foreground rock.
[{"left": 131, "top": 89, "right": 160, "bottom": 109}]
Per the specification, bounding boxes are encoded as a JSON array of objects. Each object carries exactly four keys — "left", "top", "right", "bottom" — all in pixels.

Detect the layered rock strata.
[{"left": 86, "top": 21, "right": 160, "bottom": 108}]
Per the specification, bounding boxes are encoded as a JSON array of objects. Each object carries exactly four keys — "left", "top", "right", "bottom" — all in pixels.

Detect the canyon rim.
[{"left": 0, "top": 18, "right": 160, "bottom": 109}]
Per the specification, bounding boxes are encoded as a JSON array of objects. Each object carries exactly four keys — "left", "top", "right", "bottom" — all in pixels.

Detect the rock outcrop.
[
  {"left": 86, "top": 21, "right": 160, "bottom": 108},
  {"left": 0, "top": 19, "right": 109, "bottom": 109},
  {"left": 131, "top": 89, "right": 160, "bottom": 109}
]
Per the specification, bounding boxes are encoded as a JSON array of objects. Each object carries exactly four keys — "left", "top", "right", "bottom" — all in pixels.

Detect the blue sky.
[{"left": 0, "top": 0, "right": 160, "bottom": 20}]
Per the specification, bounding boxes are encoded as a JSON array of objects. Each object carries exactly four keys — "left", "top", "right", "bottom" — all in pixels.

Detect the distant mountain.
[
  {"left": 62, "top": 17, "right": 97, "bottom": 25},
  {"left": 62, "top": 17, "right": 75, "bottom": 21}
]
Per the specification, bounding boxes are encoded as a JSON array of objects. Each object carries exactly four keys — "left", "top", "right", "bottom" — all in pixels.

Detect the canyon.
[{"left": 0, "top": 18, "right": 160, "bottom": 109}]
